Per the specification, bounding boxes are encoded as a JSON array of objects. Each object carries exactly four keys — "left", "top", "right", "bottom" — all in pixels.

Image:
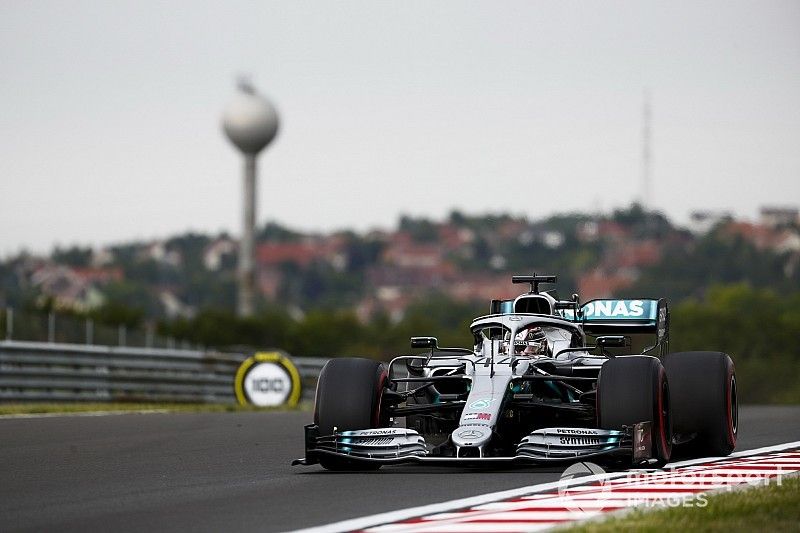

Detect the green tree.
[
  {"left": 670, "top": 284, "right": 800, "bottom": 403},
  {"left": 52, "top": 246, "right": 93, "bottom": 267}
]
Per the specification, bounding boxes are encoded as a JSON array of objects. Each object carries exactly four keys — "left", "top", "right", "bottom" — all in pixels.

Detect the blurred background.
[{"left": 1, "top": 1, "right": 798, "bottom": 403}]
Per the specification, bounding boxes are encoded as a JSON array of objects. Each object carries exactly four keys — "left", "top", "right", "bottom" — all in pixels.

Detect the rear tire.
[
  {"left": 663, "top": 351, "right": 737, "bottom": 457},
  {"left": 597, "top": 356, "right": 672, "bottom": 467},
  {"left": 314, "top": 358, "right": 388, "bottom": 470}
]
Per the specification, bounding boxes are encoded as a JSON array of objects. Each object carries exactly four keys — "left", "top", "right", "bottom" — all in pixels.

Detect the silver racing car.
[{"left": 293, "top": 275, "right": 738, "bottom": 470}]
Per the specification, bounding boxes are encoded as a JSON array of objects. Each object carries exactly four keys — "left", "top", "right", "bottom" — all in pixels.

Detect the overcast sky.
[{"left": 1, "top": 0, "right": 798, "bottom": 255}]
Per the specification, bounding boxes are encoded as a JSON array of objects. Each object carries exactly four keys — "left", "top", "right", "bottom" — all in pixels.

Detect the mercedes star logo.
[{"left": 458, "top": 429, "right": 483, "bottom": 439}]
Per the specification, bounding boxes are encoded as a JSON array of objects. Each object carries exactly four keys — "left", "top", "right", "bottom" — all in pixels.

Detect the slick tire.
[
  {"left": 314, "top": 357, "right": 388, "bottom": 471},
  {"left": 597, "top": 356, "right": 672, "bottom": 467},
  {"left": 662, "top": 351, "right": 737, "bottom": 457}
]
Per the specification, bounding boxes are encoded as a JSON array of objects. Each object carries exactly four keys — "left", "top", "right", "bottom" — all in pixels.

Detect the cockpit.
[{"left": 471, "top": 315, "right": 584, "bottom": 360}]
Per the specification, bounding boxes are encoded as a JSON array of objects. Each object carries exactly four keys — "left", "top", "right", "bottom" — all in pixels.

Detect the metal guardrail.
[
  {"left": 292, "top": 357, "right": 328, "bottom": 401},
  {"left": 0, "top": 340, "right": 328, "bottom": 404}
]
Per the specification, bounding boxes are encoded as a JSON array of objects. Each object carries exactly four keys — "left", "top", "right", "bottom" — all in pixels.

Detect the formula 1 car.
[{"left": 293, "top": 275, "right": 738, "bottom": 470}]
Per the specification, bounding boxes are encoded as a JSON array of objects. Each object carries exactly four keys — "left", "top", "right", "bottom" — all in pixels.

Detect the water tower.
[{"left": 222, "top": 80, "right": 280, "bottom": 317}]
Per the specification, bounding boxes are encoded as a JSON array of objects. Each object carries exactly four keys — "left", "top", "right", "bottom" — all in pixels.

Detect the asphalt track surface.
[{"left": 1, "top": 405, "right": 799, "bottom": 533}]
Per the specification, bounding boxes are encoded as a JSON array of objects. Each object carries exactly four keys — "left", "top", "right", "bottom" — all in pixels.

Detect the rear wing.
[{"left": 561, "top": 298, "right": 669, "bottom": 354}]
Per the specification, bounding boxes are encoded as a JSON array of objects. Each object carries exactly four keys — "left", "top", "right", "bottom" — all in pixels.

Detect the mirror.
[{"left": 410, "top": 336, "right": 438, "bottom": 349}]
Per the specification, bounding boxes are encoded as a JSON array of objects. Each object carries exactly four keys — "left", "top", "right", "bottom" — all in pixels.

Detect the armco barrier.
[
  {"left": 0, "top": 340, "right": 328, "bottom": 404},
  {"left": 291, "top": 356, "right": 328, "bottom": 401}
]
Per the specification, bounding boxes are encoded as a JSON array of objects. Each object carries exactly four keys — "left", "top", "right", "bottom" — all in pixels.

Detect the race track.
[{"left": 1, "top": 405, "right": 799, "bottom": 532}]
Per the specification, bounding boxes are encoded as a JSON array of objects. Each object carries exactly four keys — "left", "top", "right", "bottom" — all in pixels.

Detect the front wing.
[{"left": 292, "top": 422, "right": 655, "bottom": 467}]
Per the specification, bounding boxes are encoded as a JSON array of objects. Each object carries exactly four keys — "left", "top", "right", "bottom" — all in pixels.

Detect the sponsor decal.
[
  {"left": 469, "top": 398, "right": 496, "bottom": 409},
  {"left": 234, "top": 351, "right": 301, "bottom": 407},
  {"left": 346, "top": 428, "right": 407, "bottom": 436},
  {"left": 559, "top": 436, "right": 602, "bottom": 445},
  {"left": 633, "top": 421, "right": 653, "bottom": 461},
  {"left": 657, "top": 305, "right": 668, "bottom": 339},
  {"left": 464, "top": 412, "right": 492, "bottom": 421},
  {"left": 583, "top": 299, "right": 650, "bottom": 319},
  {"left": 556, "top": 428, "right": 599, "bottom": 435}
]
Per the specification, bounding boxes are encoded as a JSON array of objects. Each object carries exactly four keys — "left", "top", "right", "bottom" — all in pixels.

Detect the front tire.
[
  {"left": 314, "top": 357, "right": 388, "bottom": 470},
  {"left": 597, "top": 356, "right": 672, "bottom": 466},
  {"left": 663, "top": 351, "right": 737, "bottom": 457}
]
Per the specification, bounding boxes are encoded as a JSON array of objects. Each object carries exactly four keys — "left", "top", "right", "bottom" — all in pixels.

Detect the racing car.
[{"left": 293, "top": 275, "right": 738, "bottom": 470}]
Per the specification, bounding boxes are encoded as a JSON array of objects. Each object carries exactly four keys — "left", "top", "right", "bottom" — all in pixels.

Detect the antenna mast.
[{"left": 642, "top": 89, "right": 652, "bottom": 208}]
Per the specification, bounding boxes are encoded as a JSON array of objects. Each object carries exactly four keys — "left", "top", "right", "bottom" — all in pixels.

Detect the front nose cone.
[{"left": 451, "top": 425, "right": 492, "bottom": 451}]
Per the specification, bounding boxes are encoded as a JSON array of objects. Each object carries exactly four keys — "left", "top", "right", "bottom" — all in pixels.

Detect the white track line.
[{"left": 289, "top": 440, "right": 800, "bottom": 533}]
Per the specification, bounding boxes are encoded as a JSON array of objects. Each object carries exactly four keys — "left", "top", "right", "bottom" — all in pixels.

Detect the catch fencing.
[
  {"left": 2, "top": 307, "right": 202, "bottom": 350},
  {"left": 0, "top": 340, "right": 327, "bottom": 404}
]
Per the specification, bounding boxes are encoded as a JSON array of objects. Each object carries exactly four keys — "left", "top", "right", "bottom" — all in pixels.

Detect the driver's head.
[{"left": 520, "top": 326, "right": 548, "bottom": 355}]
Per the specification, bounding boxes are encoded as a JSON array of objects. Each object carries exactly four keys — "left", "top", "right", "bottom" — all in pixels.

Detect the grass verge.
[
  {"left": 0, "top": 401, "right": 312, "bottom": 416},
  {"left": 567, "top": 475, "right": 800, "bottom": 532}
]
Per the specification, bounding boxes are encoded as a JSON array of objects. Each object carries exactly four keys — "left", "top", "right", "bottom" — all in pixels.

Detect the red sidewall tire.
[
  {"left": 313, "top": 358, "right": 388, "bottom": 471},
  {"left": 598, "top": 356, "right": 672, "bottom": 466},
  {"left": 663, "top": 351, "right": 737, "bottom": 457}
]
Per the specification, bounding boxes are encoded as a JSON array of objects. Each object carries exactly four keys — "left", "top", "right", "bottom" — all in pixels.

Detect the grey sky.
[{"left": 1, "top": 0, "right": 798, "bottom": 254}]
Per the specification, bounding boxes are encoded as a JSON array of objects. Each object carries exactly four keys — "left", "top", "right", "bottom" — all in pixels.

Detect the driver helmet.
[{"left": 518, "top": 326, "right": 548, "bottom": 355}]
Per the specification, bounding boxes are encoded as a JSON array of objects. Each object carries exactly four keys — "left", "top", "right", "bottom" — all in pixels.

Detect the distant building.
[
  {"left": 613, "top": 240, "right": 662, "bottom": 269},
  {"left": 578, "top": 269, "right": 637, "bottom": 300},
  {"left": 368, "top": 263, "right": 456, "bottom": 288},
  {"left": 774, "top": 229, "right": 800, "bottom": 253},
  {"left": 446, "top": 274, "right": 519, "bottom": 303},
  {"left": 159, "top": 290, "right": 195, "bottom": 319},
  {"left": 542, "top": 230, "right": 565, "bottom": 249},
  {"left": 203, "top": 237, "right": 237, "bottom": 271},
  {"left": 438, "top": 224, "right": 475, "bottom": 251},
  {"left": 721, "top": 221, "right": 800, "bottom": 253},
  {"left": 356, "top": 289, "right": 414, "bottom": 324},
  {"left": 253, "top": 235, "right": 353, "bottom": 300},
  {"left": 496, "top": 219, "right": 529, "bottom": 242},
  {"left": 577, "top": 220, "right": 629, "bottom": 243},
  {"left": 760, "top": 206, "right": 799, "bottom": 228},
  {"left": 688, "top": 210, "right": 733, "bottom": 235},
  {"left": 72, "top": 266, "right": 124, "bottom": 285},
  {"left": 576, "top": 220, "right": 599, "bottom": 242},
  {"left": 30, "top": 265, "right": 105, "bottom": 311},
  {"left": 255, "top": 235, "right": 350, "bottom": 271},
  {"left": 91, "top": 248, "right": 115, "bottom": 267},
  {"left": 256, "top": 241, "right": 320, "bottom": 268},
  {"left": 140, "top": 241, "right": 182, "bottom": 267},
  {"left": 257, "top": 269, "right": 283, "bottom": 299},
  {"left": 382, "top": 233, "right": 445, "bottom": 269}
]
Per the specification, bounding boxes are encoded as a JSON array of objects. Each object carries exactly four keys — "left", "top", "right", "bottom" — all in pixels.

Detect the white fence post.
[
  {"left": 48, "top": 312, "right": 55, "bottom": 343},
  {"left": 5, "top": 307, "right": 12, "bottom": 340}
]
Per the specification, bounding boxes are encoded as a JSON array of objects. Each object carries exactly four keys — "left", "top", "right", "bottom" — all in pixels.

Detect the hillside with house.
[{"left": 2, "top": 204, "right": 798, "bottom": 327}]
